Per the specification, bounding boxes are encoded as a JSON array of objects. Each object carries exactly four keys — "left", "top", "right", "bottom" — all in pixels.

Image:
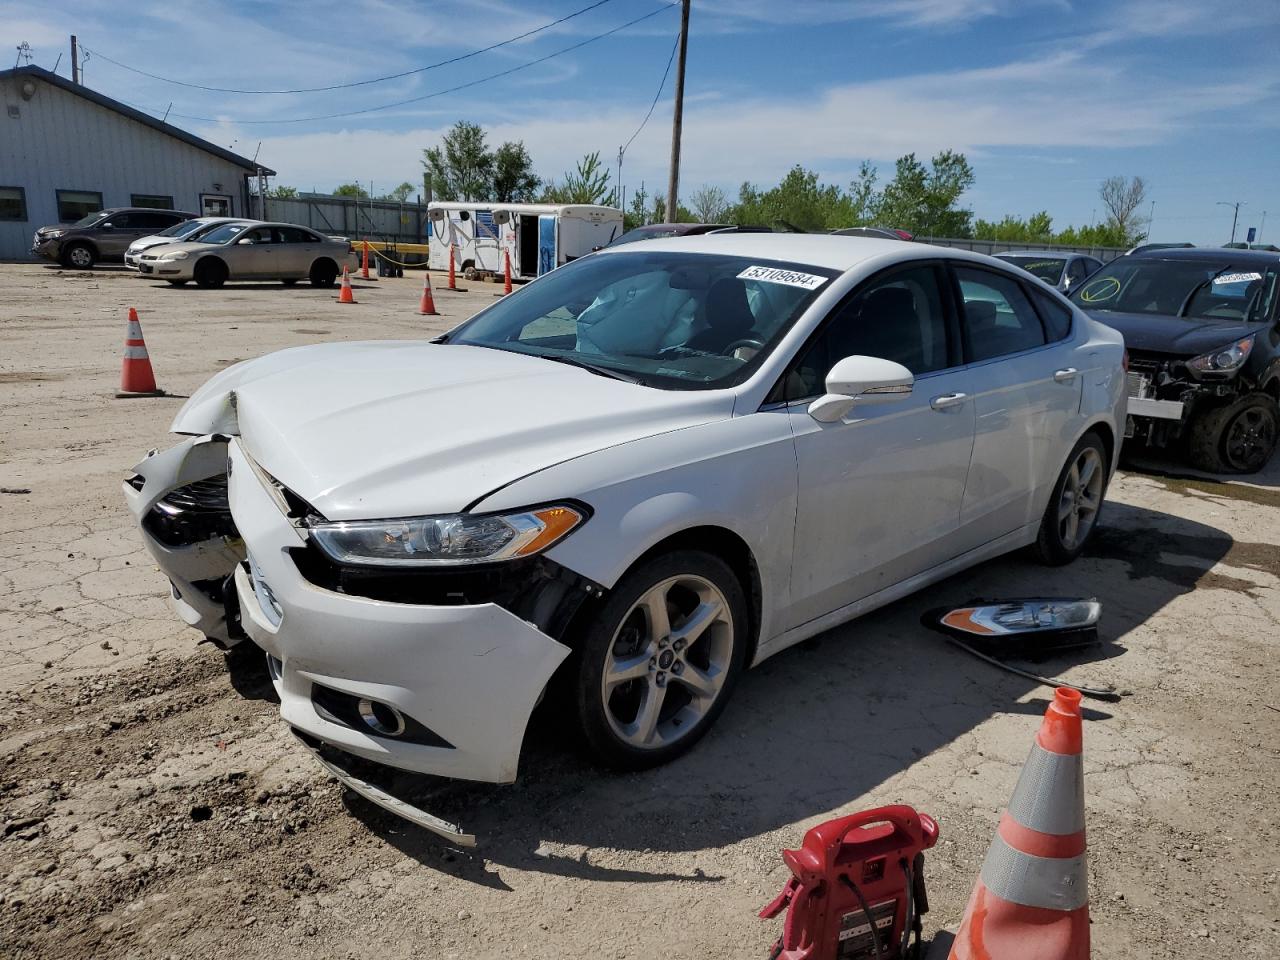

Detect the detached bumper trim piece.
[
  {"left": 1127, "top": 396, "right": 1184, "bottom": 421},
  {"left": 294, "top": 732, "right": 477, "bottom": 848}
]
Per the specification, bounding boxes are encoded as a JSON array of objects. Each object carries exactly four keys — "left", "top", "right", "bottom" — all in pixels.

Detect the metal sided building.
[{"left": 0, "top": 65, "right": 271, "bottom": 261}]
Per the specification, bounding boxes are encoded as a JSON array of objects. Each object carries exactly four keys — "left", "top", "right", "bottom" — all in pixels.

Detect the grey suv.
[{"left": 32, "top": 207, "right": 197, "bottom": 269}]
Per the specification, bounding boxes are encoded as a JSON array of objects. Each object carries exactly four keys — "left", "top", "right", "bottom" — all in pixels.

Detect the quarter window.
[
  {"left": 56, "top": 189, "right": 104, "bottom": 222},
  {"left": 1030, "top": 289, "right": 1073, "bottom": 342},
  {"left": 278, "top": 227, "right": 318, "bottom": 243},
  {"left": 0, "top": 186, "right": 27, "bottom": 221},
  {"left": 782, "top": 264, "right": 951, "bottom": 401},
  {"left": 131, "top": 194, "right": 174, "bottom": 210},
  {"left": 954, "top": 266, "right": 1047, "bottom": 362}
]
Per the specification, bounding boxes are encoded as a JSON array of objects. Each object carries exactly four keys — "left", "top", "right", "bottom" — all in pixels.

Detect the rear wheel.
[
  {"left": 61, "top": 243, "right": 96, "bottom": 269},
  {"left": 309, "top": 259, "right": 338, "bottom": 288},
  {"left": 1034, "top": 432, "right": 1108, "bottom": 565},
  {"left": 1188, "top": 393, "right": 1279, "bottom": 474},
  {"left": 193, "top": 258, "right": 227, "bottom": 288},
  {"left": 572, "top": 550, "right": 747, "bottom": 770}
]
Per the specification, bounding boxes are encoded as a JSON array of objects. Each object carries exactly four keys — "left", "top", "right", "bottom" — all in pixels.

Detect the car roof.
[
  {"left": 597, "top": 232, "right": 959, "bottom": 271},
  {"left": 995, "top": 250, "right": 1079, "bottom": 258},
  {"left": 1127, "top": 246, "right": 1280, "bottom": 265}
]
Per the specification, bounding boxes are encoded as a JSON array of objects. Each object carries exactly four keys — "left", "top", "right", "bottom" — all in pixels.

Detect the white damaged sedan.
[{"left": 125, "top": 234, "right": 1124, "bottom": 842}]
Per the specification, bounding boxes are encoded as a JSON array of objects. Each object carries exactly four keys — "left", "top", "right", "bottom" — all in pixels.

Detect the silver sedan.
[{"left": 137, "top": 221, "right": 358, "bottom": 288}]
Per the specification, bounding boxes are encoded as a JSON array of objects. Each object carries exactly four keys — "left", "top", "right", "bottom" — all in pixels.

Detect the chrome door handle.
[
  {"left": 930, "top": 392, "right": 968, "bottom": 410},
  {"left": 1053, "top": 367, "right": 1079, "bottom": 383}
]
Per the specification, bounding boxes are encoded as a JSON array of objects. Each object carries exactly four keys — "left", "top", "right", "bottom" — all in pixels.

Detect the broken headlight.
[
  {"left": 306, "top": 504, "right": 585, "bottom": 567},
  {"left": 1187, "top": 334, "right": 1254, "bottom": 376}
]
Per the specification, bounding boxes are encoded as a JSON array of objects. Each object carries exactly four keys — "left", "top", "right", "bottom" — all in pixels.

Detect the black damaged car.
[{"left": 1070, "top": 248, "right": 1279, "bottom": 473}]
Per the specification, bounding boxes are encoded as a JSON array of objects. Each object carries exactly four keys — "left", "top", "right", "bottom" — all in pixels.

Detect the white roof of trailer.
[{"left": 427, "top": 201, "right": 620, "bottom": 216}]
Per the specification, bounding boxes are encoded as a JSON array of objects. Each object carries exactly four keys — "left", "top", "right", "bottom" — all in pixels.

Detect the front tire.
[
  {"left": 572, "top": 550, "right": 747, "bottom": 770},
  {"left": 61, "top": 243, "right": 96, "bottom": 269},
  {"left": 1034, "top": 432, "right": 1108, "bottom": 565},
  {"left": 193, "top": 258, "right": 228, "bottom": 288},
  {"left": 1188, "top": 393, "right": 1279, "bottom": 474}
]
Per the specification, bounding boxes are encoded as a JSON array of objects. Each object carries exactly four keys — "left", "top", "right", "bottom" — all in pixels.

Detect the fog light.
[{"left": 357, "top": 698, "right": 407, "bottom": 737}]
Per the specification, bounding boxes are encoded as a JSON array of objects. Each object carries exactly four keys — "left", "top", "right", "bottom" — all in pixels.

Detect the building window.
[
  {"left": 56, "top": 189, "right": 104, "bottom": 223},
  {"left": 0, "top": 186, "right": 26, "bottom": 221},
  {"left": 131, "top": 194, "right": 174, "bottom": 210}
]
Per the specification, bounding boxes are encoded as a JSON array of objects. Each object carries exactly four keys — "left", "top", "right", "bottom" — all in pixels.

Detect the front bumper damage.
[
  {"left": 1123, "top": 352, "right": 1241, "bottom": 444},
  {"left": 227, "top": 438, "right": 573, "bottom": 839}
]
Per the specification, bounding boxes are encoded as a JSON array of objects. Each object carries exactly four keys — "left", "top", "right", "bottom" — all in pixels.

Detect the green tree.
[
  {"left": 422, "top": 121, "right": 494, "bottom": 202},
  {"left": 267, "top": 185, "right": 298, "bottom": 199},
  {"left": 625, "top": 182, "right": 650, "bottom": 230},
  {"left": 333, "top": 182, "right": 368, "bottom": 198},
  {"left": 382, "top": 181, "right": 416, "bottom": 202},
  {"left": 1098, "top": 175, "right": 1149, "bottom": 245},
  {"left": 543, "top": 151, "right": 614, "bottom": 205},
  {"left": 973, "top": 211, "right": 1055, "bottom": 243},
  {"left": 492, "top": 141, "right": 539, "bottom": 203},
  {"left": 730, "top": 166, "right": 857, "bottom": 231},
  {"left": 874, "top": 150, "right": 975, "bottom": 237}
]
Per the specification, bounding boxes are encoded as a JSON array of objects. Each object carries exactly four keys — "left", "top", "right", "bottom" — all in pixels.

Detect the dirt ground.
[{"left": 1, "top": 261, "right": 1278, "bottom": 959}]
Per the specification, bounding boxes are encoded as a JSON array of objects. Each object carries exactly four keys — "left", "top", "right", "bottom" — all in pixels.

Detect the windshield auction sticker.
[
  {"left": 1213, "top": 272, "right": 1262, "bottom": 285},
  {"left": 738, "top": 266, "right": 826, "bottom": 289}
]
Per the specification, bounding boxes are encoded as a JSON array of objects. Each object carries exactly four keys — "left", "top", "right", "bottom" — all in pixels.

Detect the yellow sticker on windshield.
[{"left": 1080, "top": 277, "right": 1120, "bottom": 302}]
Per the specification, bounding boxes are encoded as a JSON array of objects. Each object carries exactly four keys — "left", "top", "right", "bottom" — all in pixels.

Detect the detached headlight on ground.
[
  {"left": 1187, "top": 334, "right": 1254, "bottom": 375},
  {"left": 940, "top": 599, "right": 1101, "bottom": 636},
  {"left": 160, "top": 251, "right": 190, "bottom": 261},
  {"left": 307, "top": 505, "right": 585, "bottom": 566}
]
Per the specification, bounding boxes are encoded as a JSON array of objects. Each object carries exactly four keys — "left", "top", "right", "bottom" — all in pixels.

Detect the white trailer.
[{"left": 426, "top": 201, "right": 622, "bottom": 281}]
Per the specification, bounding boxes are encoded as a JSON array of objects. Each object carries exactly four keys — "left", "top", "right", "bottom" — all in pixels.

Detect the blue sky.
[{"left": 8, "top": 0, "right": 1279, "bottom": 243}]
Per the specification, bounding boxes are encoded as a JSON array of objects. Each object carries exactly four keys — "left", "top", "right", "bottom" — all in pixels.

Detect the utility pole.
[
  {"left": 1217, "top": 200, "right": 1246, "bottom": 244},
  {"left": 665, "top": 0, "right": 690, "bottom": 224},
  {"left": 1147, "top": 200, "right": 1155, "bottom": 238},
  {"left": 70, "top": 35, "right": 80, "bottom": 84}
]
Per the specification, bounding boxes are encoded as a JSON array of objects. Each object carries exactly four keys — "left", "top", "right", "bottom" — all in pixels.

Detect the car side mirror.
[
  {"left": 101, "top": 222, "right": 115, "bottom": 230},
  {"left": 237, "top": 238, "right": 254, "bottom": 245},
  {"left": 807, "top": 355, "right": 914, "bottom": 423}
]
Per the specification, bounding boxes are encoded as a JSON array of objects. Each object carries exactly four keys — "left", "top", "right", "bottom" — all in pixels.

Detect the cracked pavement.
[{"left": 1, "top": 263, "right": 1278, "bottom": 958}]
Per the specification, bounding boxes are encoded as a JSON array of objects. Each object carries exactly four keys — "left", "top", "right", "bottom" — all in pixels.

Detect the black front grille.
[{"left": 144, "top": 475, "right": 238, "bottom": 546}]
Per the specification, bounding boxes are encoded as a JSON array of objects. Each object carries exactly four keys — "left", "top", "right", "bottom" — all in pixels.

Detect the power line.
[
  {"left": 129, "top": 4, "right": 677, "bottom": 126},
  {"left": 83, "top": 0, "right": 619, "bottom": 95},
  {"left": 622, "top": 32, "right": 679, "bottom": 157}
]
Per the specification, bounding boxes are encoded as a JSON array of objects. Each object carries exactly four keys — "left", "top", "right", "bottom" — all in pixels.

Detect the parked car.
[
  {"left": 31, "top": 207, "right": 196, "bottom": 269},
  {"left": 124, "top": 217, "right": 256, "bottom": 269},
  {"left": 135, "top": 221, "right": 356, "bottom": 287},
  {"left": 124, "top": 235, "right": 1124, "bottom": 837},
  {"left": 830, "top": 226, "right": 915, "bottom": 241},
  {"left": 994, "top": 251, "right": 1103, "bottom": 294},
  {"left": 605, "top": 223, "right": 771, "bottom": 247},
  {"left": 1126, "top": 242, "right": 1194, "bottom": 256},
  {"left": 1070, "top": 247, "right": 1280, "bottom": 473}
]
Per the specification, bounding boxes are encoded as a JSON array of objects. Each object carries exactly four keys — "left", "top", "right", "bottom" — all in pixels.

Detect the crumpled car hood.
[
  {"left": 1081, "top": 310, "right": 1266, "bottom": 356},
  {"left": 172, "top": 341, "right": 733, "bottom": 520}
]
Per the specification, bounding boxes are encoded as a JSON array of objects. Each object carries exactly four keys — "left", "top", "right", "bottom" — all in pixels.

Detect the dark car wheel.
[
  {"left": 1034, "top": 432, "right": 1108, "bottom": 566},
  {"left": 309, "top": 259, "right": 338, "bottom": 288},
  {"left": 1189, "top": 392, "right": 1279, "bottom": 474},
  {"left": 193, "top": 258, "right": 228, "bottom": 289},
  {"left": 61, "top": 243, "right": 96, "bottom": 269},
  {"left": 571, "top": 549, "right": 747, "bottom": 771}
]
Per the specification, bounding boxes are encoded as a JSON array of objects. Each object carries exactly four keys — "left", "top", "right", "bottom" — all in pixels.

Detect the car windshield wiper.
[{"left": 536, "top": 352, "right": 644, "bottom": 384}]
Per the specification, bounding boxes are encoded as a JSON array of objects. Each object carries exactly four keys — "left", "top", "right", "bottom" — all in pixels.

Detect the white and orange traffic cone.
[
  {"left": 116, "top": 307, "right": 163, "bottom": 397},
  {"left": 418, "top": 272, "right": 438, "bottom": 316},
  {"left": 948, "top": 688, "right": 1089, "bottom": 960},
  {"left": 337, "top": 266, "right": 356, "bottom": 304},
  {"left": 447, "top": 246, "right": 458, "bottom": 291},
  {"left": 502, "top": 247, "right": 514, "bottom": 294}
]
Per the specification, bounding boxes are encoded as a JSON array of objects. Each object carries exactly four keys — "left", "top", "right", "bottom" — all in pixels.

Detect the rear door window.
[
  {"left": 1030, "top": 289, "right": 1073, "bottom": 342},
  {"left": 953, "top": 265, "right": 1047, "bottom": 362}
]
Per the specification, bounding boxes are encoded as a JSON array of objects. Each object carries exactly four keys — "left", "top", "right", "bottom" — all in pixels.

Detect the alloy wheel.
[
  {"left": 1057, "top": 446, "right": 1103, "bottom": 550},
  {"left": 600, "top": 575, "right": 734, "bottom": 750},
  {"left": 1224, "top": 407, "right": 1276, "bottom": 472},
  {"left": 68, "top": 247, "right": 92, "bottom": 268}
]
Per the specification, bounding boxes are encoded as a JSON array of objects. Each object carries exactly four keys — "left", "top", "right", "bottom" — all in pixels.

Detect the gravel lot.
[{"left": 1, "top": 261, "right": 1278, "bottom": 959}]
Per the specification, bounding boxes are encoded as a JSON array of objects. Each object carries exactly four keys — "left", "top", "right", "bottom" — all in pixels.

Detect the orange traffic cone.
[
  {"left": 948, "top": 688, "right": 1089, "bottom": 960},
  {"left": 361, "top": 240, "right": 371, "bottom": 280},
  {"left": 502, "top": 248, "right": 513, "bottom": 294},
  {"left": 447, "top": 246, "right": 458, "bottom": 291},
  {"left": 418, "top": 272, "right": 438, "bottom": 316},
  {"left": 337, "top": 266, "right": 356, "bottom": 304},
  {"left": 117, "top": 307, "right": 163, "bottom": 397}
]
